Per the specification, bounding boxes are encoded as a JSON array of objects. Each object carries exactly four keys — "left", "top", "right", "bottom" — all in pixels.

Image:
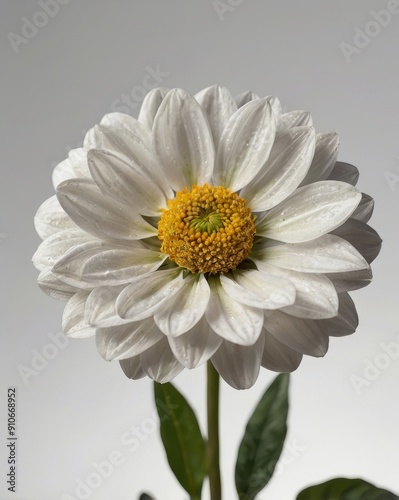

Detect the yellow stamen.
[{"left": 158, "top": 184, "right": 256, "bottom": 274}]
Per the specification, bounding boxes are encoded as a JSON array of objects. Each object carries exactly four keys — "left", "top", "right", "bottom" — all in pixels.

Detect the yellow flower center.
[{"left": 158, "top": 184, "right": 256, "bottom": 274}]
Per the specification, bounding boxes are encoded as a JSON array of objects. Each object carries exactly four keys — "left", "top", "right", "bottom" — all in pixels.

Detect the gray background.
[{"left": 1, "top": 1, "right": 398, "bottom": 499}]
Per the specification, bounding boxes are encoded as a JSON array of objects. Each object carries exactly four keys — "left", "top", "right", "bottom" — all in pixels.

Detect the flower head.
[{"left": 33, "top": 85, "right": 381, "bottom": 389}]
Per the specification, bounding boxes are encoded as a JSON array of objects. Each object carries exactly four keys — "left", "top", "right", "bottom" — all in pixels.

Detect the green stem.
[{"left": 207, "top": 361, "right": 222, "bottom": 500}]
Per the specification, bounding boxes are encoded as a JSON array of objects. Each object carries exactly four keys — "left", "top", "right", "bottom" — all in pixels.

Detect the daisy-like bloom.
[{"left": 33, "top": 85, "right": 381, "bottom": 389}]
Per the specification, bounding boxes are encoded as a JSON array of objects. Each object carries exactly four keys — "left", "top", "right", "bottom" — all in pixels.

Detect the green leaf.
[
  {"left": 296, "top": 478, "right": 399, "bottom": 500},
  {"left": 235, "top": 373, "right": 290, "bottom": 500},
  {"left": 154, "top": 382, "right": 207, "bottom": 497}
]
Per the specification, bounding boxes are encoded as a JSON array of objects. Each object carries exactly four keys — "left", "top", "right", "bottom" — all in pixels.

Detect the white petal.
[
  {"left": 205, "top": 277, "right": 263, "bottom": 346},
  {"left": 195, "top": 84, "right": 237, "bottom": 145},
  {"left": 351, "top": 193, "right": 374, "bottom": 223},
  {"left": 279, "top": 110, "right": 312, "bottom": 130},
  {"left": 168, "top": 317, "right": 222, "bottom": 368},
  {"left": 154, "top": 274, "right": 211, "bottom": 336},
  {"left": 255, "top": 264, "right": 339, "bottom": 319},
  {"left": 86, "top": 285, "right": 129, "bottom": 327},
  {"left": 33, "top": 228, "right": 92, "bottom": 271},
  {"left": 116, "top": 269, "right": 185, "bottom": 321},
  {"left": 211, "top": 335, "right": 265, "bottom": 389},
  {"left": 56, "top": 178, "right": 157, "bottom": 242},
  {"left": 331, "top": 219, "right": 382, "bottom": 264},
  {"left": 119, "top": 357, "right": 146, "bottom": 380},
  {"left": 88, "top": 149, "right": 167, "bottom": 215},
  {"left": 213, "top": 99, "right": 276, "bottom": 191},
  {"left": 62, "top": 291, "right": 95, "bottom": 338},
  {"left": 318, "top": 292, "right": 358, "bottom": 337},
  {"left": 53, "top": 241, "right": 166, "bottom": 286},
  {"left": 282, "top": 269, "right": 339, "bottom": 319},
  {"left": 37, "top": 268, "right": 77, "bottom": 301},
  {"left": 138, "top": 87, "right": 170, "bottom": 130},
  {"left": 256, "top": 181, "right": 362, "bottom": 243},
  {"left": 327, "top": 268, "right": 372, "bottom": 293},
  {"left": 100, "top": 111, "right": 151, "bottom": 144},
  {"left": 328, "top": 161, "right": 359, "bottom": 185},
  {"left": 153, "top": 88, "right": 215, "bottom": 190},
  {"left": 235, "top": 91, "right": 260, "bottom": 108},
  {"left": 52, "top": 148, "right": 90, "bottom": 188},
  {"left": 254, "top": 234, "right": 369, "bottom": 273},
  {"left": 140, "top": 337, "right": 184, "bottom": 383},
  {"left": 219, "top": 269, "right": 296, "bottom": 309},
  {"left": 85, "top": 115, "right": 151, "bottom": 150},
  {"left": 264, "top": 310, "right": 329, "bottom": 357},
  {"left": 241, "top": 127, "right": 316, "bottom": 211},
  {"left": 261, "top": 329, "right": 303, "bottom": 372},
  {"left": 300, "top": 132, "right": 339, "bottom": 186},
  {"left": 34, "top": 195, "right": 76, "bottom": 240},
  {"left": 85, "top": 122, "right": 173, "bottom": 199},
  {"left": 96, "top": 318, "right": 164, "bottom": 361}
]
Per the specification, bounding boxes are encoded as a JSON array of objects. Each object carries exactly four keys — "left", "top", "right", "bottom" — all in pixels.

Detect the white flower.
[{"left": 33, "top": 85, "right": 381, "bottom": 389}]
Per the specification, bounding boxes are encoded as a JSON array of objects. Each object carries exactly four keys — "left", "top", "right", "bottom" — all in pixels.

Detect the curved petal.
[
  {"left": 256, "top": 181, "right": 362, "bottom": 243},
  {"left": 235, "top": 90, "right": 260, "bottom": 108},
  {"left": 62, "top": 291, "right": 95, "bottom": 338},
  {"left": 153, "top": 88, "right": 215, "bottom": 190},
  {"left": 56, "top": 178, "right": 157, "bottom": 242},
  {"left": 318, "top": 292, "right": 358, "bottom": 337},
  {"left": 255, "top": 264, "right": 339, "bottom": 319},
  {"left": 85, "top": 115, "right": 151, "bottom": 150},
  {"left": 88, "top": 149, "right": 167, "bottom": 215},
  {"left": 211, "top": 335, "right": 265, "bottom": 389},
  {"left": 205, "top": 276, "right": 263, "bottom": 346},
  {"left": 327, "top": 268, "right": 372, "bottom": 293},
  {"left": 279, "top": 110, "right": 312, "bottom": 130},
  {"left": 116, "top": 269, "right": 185, "bottom": 321},
  {"left": 138, "top": 87, "right": 170, "bottom": 130},
  {"left": 254, "top": 234, "right": 369, "bottom": 273},
  {"left": 52, "top": 148, "right": 90, "bottom": 188},
  {"left": 264, "top": 310, "right": 329, "bottom": 357},
  {"left": 351, "top": 193, "right": 374, "bottom": 223},
  {"left": 86, "top": 285, "right": 129, "bottom": 327},
  {"left": 53, "top": 241, "right": 166, "bottom": 287},
  {"left": 119, "top": 356, "right": 146, "bottom": 380},
  {"left": 328, "top": 161, "right": 359, "bottom": 185},
  {"left": 241, "top": 126, "right": 316, "bottom": 211},
  {"left": 96, "top": 318, "right": 164, "bottom": 361},
  {"left": 219, "top": 269, "right": 296, "bottom": 309},
  {"left": 281, "top": 270, "right": 339, "bottom": 320},
  {"left": 84, "top": 122, "right": 173, "bottom": 199},
  {"left": 154, "top": 273, "right": 211, "bottom": 336},
  {"left": 37, "top": 268, "right": 77, "bottom": 301},
  {"left": 261, "top": 329, "right": 303, "bottom": 372},
  {"left": 32, "top": 228, "right": 92, "bottom": 271},
  {"left": 140, "top": 337, "right": 184, "bottom": 383},
  {"left": 34, "top": 195, "right": 76, "bottom": 240},
  {"left": 168, "top": 317, "right": 222, "bottom": 368},
  {"left": 331, "top": 218, "right": 382, "bottom": 264},
  {"left": 213, "top": 99, "right": 276, "bottom": 191},
  {"left": 300, "top": 132, "right": 339, "bottom": 186},
  {"left": 195, "top": 84, "right": 237, "bottom": 145}
]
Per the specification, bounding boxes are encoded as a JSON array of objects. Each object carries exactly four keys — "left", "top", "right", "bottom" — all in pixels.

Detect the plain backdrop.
[{"left": 1, "top": 1, "right": 398, "bottom": 499}]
